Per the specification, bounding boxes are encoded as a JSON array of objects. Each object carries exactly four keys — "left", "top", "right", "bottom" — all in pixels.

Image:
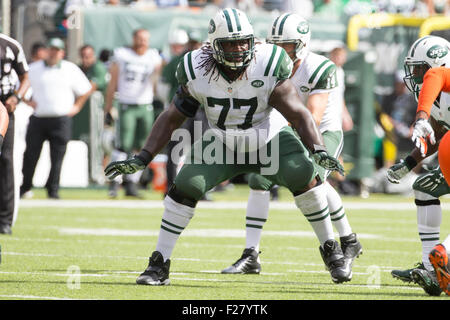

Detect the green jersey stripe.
[
  {"left": 303, "top": 206, "right": 329, "bottom": 217},
  {"left": 162, "top": 219, "right": 184, "bottom": 230},
  {"left": 176, "top": 56, "right": 189, "bottom": 85},
  {"left": 273, "top": 48, "right": 287, "bottom": 76},
  {"left": 187, "top": 51, "right": 196, "bottom": 81},
  {"left": 312, "top": 64, "right": 336, "bottom": 90},
  {"left": 247, "top": 217, "right": 267, "bottom": 222},
  {"left": 308, "top": 60, "right": 329, "bottom": 84},
  {"left": 264, "top": 45, "right": 278, "bottom": 76},
  {"left": 232, "top": 8, "right": 241, "bottom": 31},
  {"left": 223, "top": 9, "right": 234, "bottom": 32},
  {"left": 278, "top": 13, "right": 291, "bottom": 35}
]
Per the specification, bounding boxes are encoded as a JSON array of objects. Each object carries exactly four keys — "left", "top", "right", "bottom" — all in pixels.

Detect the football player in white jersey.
[
  {"left": 105, "top": 29, "right": 162, "bottom": 197},
  {"left": 387, "top": 35, "right": 450, "bottom": 296},
  {"left": 221, "top": 14, "right": 362, "bottom": 282},
  {"left": 104, "top": 8, "right": 348, "bottom": 285}
]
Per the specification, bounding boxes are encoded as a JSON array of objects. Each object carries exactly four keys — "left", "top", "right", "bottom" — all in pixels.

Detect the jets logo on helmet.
[
  {"left": 207, "top": 8, "right": 255, "bottom": 70},
  {"left": 297, "top": 21, "right": 309, "bottom": 35},
  {"left": 208, "top": 19, "right": 216, "bottom": 34},
  {"left": 426, "top": 45, "right": 448, "bottom": 59},
  {"left": 266, "top": 13, "right": 311, "bottom": 62},
  {"left": 404, "top": 35, "right": 450, "bottom": 96}
]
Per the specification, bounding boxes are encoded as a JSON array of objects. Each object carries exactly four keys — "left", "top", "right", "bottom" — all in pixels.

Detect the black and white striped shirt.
[{"left": 0, "top": 33, "right": 28, "bottom": 102}]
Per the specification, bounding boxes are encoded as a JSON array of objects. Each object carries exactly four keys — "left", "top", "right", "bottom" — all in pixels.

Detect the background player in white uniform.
[
  {"left": 105, "top": 29, "right": 162, "bottom": 197},
  {"left": 104, "top": 8, "right": 350, "bottom": 285},
  {"left": 387, "top": 35, "right": 450, "bottom": 296},
  {"left": 222, "top": 14, "right": 362, "bottom": 279}
]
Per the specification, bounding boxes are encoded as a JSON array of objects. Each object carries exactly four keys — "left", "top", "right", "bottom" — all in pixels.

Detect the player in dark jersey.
[{"left": 0, "top": 33, "right": 30, "bottom": 235}]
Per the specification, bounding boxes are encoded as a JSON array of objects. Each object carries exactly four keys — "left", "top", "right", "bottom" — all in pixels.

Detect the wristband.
[
  {"left": 13, "top": 92, "right": 22, "bottom": 102},
  {"left": 0, "top": 134, "right": 3, "bottom": 150},
  {"left": 136, "top": 149, "right": 154, "bottom": 166},
  {"left": 404, "top": 155, "right": 418, "bottom": 170},
  {"left": 312, "top": 144, "right": 327, "bottom": 154}
]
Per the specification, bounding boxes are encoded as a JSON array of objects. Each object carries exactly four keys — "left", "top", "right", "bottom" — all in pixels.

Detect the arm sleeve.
[
  {"left": 173, "top": 85, "right": 200, "bottom": 118},
  {"left": 417, "top": 67, "right": 450, "bottom": 116}
]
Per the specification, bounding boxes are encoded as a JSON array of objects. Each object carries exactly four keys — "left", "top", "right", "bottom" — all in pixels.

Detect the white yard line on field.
[
  {"left": 18, "top": 199, "right": 446, "bottom": 211},
  {"left": 55, "top": 227, "right": 382, "bottom": 240},
  {"left": 0, "top": 252, "right": 414, "bottom": 271},
  {"left": 0, "top": 270, "right": 424, "bottom": 292}
]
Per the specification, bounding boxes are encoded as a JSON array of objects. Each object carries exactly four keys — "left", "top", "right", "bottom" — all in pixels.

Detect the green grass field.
[{"left": 1, "top": 185, "right": 449, "bottom": 300}]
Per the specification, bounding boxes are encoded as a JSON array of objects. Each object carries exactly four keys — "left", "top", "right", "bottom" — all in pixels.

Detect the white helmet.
[
  {"left": 266, "top": 13, "right": 311, "bottom": 62},
  {"left": 207, "top": 8, "right": 255, "bottom": 70},
  {"left": 404, "top": 35, "right": 450, "bottom": 95}
]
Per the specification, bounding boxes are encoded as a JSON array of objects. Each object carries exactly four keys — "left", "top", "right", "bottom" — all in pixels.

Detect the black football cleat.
[
  {"left": 391, "top": 262, "right": 425, "bottom": 283},
  {"left": 221, "top": 248, "right": 261, "bottom": 274},
  {"left": 411, "top": 268, "right": 442, "bottom": 296},
  {"left": 0, "top": 224, "right": 12, "bottom": 235},
  {"left": 320, "top": 240, "right": 352, "bottom": 283},
  {"left": 340, "top": 233, "right": 363, "bottom": 267},
  {"left": 136, "top": 251, "right": 171, "bottom": 286}
]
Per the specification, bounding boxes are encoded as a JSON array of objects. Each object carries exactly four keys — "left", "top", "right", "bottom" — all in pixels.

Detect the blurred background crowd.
[{"left": 1, "top": 0, "right": 450, "bottom": 200}]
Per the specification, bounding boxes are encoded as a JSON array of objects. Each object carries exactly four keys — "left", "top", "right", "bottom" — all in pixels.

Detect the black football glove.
[
  {"left": 104, "top": 155, "right": 146, "bottom": 181},
  {"left": 386, "top": 156, "right": 417, "bottom": 184},
  {"left": 313, "top": 151, "right": 345, "bottom": 176}
]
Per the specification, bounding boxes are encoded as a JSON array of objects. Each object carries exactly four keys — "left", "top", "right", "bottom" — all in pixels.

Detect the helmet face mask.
[
  {"left": 208, "top": 8, "right": 255, "bottom": 70},
  {"left": 403, "top": 35, "right": 450, "bottom": 95},
  {"left": 266, "top": 39, "right": 305, "bottom": 60},
  {"left": 266, "top": 13, "right": 310, "bottom": 62},
  {"left": 403, "top": 61, "right": 431, "bottom": 94},
  {"left": 213, "top": 35, "right": 255, "bottom": 70}
]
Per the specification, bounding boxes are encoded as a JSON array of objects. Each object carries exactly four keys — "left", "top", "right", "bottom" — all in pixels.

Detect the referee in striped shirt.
[{"left": 0, "top": 33, "right": 30, "bottom": 235}]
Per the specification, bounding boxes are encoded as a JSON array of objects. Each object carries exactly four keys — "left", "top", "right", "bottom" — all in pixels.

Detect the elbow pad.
[{"left": 173, "top": 86, "right": 200, "bottom": 118}]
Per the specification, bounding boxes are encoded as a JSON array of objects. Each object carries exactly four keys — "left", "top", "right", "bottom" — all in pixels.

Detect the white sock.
[
  {"left": 415, "top": 191, "right": 442, "bottom": 271},
  {"left": 245, "top": 189, "right": 270, "bottom": 252},
  {"left": 155, "top": 195, "right": 194, "bottom": 262},
  {"left": 324, "top": 182, "right": 352, "bottom": 237},
  {"left": 294, "top": 183, "right": 334, "bottom": 247},
  {"left": 442, "top": 235, "right": 450, "bottom": 255}
]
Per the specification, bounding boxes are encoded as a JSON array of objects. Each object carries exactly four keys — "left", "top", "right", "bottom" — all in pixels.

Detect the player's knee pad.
[
  {"left": 167, "top": 184, "right": 199, "bottom": 208},
  {"left": 414, "top": 190, "right": 440, "bottom": 206},
  {"left": 412, "top": 168, "right": 450, "bottom": 199},
  {"left": 248, "top": 173, "right": 273, "bottom": 191},
  {"left": 280, "top": 153, "right": 316, "bottom": 194}
]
